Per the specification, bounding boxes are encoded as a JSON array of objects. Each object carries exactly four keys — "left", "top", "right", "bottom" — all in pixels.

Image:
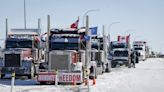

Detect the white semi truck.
[
  {"left": 133, "top": 41, "right": 147, "bottom": 61},
  {"left": 110, "top": 41, "right": 131, "bottom": 68}
]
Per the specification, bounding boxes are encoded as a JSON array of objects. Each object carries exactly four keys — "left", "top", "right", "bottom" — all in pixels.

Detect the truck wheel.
[
  {"left": 128, "top": 63, "right": 131, "bottom": 68},
  {"left": 111, "top": 62, "right": 117, "bottom": 68},
  {"left": 105, "top": 63, "right": 111, "bottom": 72},
  {"left": 0, "top": 74, "right": 4, "bottom": 79},
  {"left": 95, "top": 68, "right": 97, "bottom": 79},
  {"left": 101, "top": 64, "right": 104, "bottom": 74}
]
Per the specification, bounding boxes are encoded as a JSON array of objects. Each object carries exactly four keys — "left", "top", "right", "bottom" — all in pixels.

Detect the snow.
[{"left": 0, "top": 58, "right": 164, "bottom": 92}]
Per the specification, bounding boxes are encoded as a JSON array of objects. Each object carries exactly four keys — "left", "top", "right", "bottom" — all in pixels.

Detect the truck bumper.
[
  {"left": 1, "top": 67, "right": 31, "bottom": 76},
  {"left": 37, "top": 71, "right": 83, "bottom": 84}
]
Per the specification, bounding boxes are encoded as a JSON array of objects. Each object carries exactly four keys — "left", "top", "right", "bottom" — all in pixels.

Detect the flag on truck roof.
[
  {"left": 118, "top": 34, "right": 130, "bottom": 44},
  {"left": 70, "top": 17, "right": 79, "bottom": 29},
  {"left": 90, "top": 27, "right": 97, "bottom": 35},
  {"left": 126, "top": 34, "right": 130, "bottom": 44}
]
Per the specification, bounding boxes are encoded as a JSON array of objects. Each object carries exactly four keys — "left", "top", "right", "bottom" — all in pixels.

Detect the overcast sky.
[{"left": 0, "top": 0, "right": 164, "bottom": 53}]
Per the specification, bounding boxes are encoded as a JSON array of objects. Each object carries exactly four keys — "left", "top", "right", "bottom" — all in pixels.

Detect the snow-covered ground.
[{"left": 0, "top": 58, "right": 164, "bottom": 92}]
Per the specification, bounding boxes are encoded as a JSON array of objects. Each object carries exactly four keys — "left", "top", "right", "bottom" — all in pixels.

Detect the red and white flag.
[
  {"left": 118, "top": 35, "right": 121, "bottom": 42},
  {"left": 126, "top": 34, "right": 130, "bottom": 44},
  {"left": 70, "top": 17, "right": 79, "bottom": 29},
  {"left": 118, "top": 35, "right": 130, "bottom": 44},
  {"left": 118, "top": 35, "right": 125, "bottom": 42}
]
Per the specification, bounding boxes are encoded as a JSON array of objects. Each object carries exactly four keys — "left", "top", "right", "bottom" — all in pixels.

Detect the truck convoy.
[
  {"left": 110, "top": 35, "right": 131, "bottom": 68},
  {"left": 133, "top": 41, "right": 147, "bottom": 61},
  {"left": 0, "top": 29, "right": 42, "bottom": 79},
  {"left": 37, "top": 27, "right": 111, "bottom": 84}
]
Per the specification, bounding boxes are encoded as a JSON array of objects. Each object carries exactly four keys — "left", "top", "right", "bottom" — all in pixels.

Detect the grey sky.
[{"left": 0, "top": 0, "right": 164, "bottom": 53}]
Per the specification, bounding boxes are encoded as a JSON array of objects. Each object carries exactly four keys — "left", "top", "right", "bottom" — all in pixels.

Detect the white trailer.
[{"left": 133, "top": 41, "right": 147, "bottom": 61}]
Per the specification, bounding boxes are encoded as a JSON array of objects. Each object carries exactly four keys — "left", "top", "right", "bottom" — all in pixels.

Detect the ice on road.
[{"left": 0, "top": 58, "right": 164, "bottom": 92}]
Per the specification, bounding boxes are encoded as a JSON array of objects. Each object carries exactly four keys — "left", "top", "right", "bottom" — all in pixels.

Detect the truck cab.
[
  {"left": 37, "top": 28, "right": 87, "bottom": 84},
  {"left": 1, "top": 29, "right": 41, "bottom": 79},
  {"left": 110, "top": 41, "right": 131, "bottom": 68}
]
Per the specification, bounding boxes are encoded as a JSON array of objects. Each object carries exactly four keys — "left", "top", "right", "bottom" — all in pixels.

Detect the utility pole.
[
  {"left": 6, "top": 18, "right": 8, "bottom": 39},
  {"left": 103, "top": 25, "right": 106, "bottom": 61},
  {"left": 38, "top": 18, "right": 41, "bottom": 35},
  {"left": 47, "top": 15, "right": 51, "bottom": 70},
  {"left": 85, "top": 15, "right": 90, "bottom": 92},
  {"left": 24, "top": 0, "right": 27, "bottom": 29},
  {"left": 5, "top": 18, "right": 8, "bottom": 49},
  {"left": 103, "top": 25, "right": 109, "bottom": 72}
]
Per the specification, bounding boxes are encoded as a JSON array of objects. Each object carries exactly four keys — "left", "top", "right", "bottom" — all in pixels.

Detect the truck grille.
[
  {"left": 5, "top": 54, "right": 21, "bottom": 67},
  {"left": 50, "top": 54, "right": 69, "bottom": 70},
  {"left": 114, "top": 51, "right": 128, "bottom": 57}
]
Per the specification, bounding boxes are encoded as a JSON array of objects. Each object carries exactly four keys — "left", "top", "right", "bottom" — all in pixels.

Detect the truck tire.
[
  {"left": 101, "top": 64, "right": 104, "bottom": 74},
  {"left": 128, "top": 62, "right": 131, "bottom": 68},
  {"left": 95, "top": 68, "right": 97, "bottom": 79},
  {"left": 97, "top": 64, "right": 103, "bottom": 75},
  {"left": 111, "top": 62, "right": 117, "bottom": 68},
  {"left": 0, "top": 74, "right": 4, "bottom": 79},
  {"left": 105, "top": 63, "right": 111, "bottom": 72},
  {"left": 89, "top": 66, "right": 97, "bottom": 79}
]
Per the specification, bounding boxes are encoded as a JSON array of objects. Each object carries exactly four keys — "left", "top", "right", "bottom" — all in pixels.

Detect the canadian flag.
[
  {"left": 118, "top": 35, "right": 121, "bottom": 42},
  {"left": 118, "top": 35, "right": 130, "bottom": 44},
  {"left": 70, "top": 17, "right": 79, "bottom": 29},
  {"left": 126, "top": 34, "right": 130, "bottom": 44},
  {"left": 118, "top": 35, "right": 125, "bottom": 42}
]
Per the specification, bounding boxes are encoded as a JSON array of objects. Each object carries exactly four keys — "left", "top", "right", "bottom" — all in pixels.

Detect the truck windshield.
[
  {"left": 114, "top": 51, "right": 128, "bottom": 57},
  {"left": 6, "top": 40, "right": 32, "bottom": 48},
  {"left": 50, "top": 37, "right": 79, "bottom": 50},
  {"left": 92, "top": 43, "right": 99, "bottom": 50},
  {"left": 134, "top": 48, "right": 143, "bottom": 50},
  {"left": 112, "top": 43, "right": 126, "bottom": 49}
]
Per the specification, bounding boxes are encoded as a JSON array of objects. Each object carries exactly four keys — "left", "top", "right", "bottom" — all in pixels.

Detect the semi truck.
[
  {"left": 97, "top": 36, "right": 111, "bottom": 73},
  {"left": 110, "top": 41, "right": 131, "bottom": 68},
  {"left": 133, "top": 41, "right": 147, "bottom": 61},
  {"left": 0, "top": 28, "right": 42, "bottom": 79},
  {"left": 37, "top": 28, "right": 99, "bottom": 84},
  {"left": 86, "top": 26, "right": 111, "bottom": 77}
]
